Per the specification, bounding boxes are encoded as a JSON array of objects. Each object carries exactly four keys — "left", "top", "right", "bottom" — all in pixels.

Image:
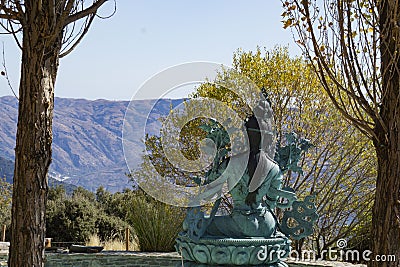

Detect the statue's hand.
[{"left": 245, "top": 191, "right": 257, "bottom": 206}]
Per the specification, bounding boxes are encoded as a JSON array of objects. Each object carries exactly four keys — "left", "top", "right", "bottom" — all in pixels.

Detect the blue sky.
[{"left": 0, "top": 0, "right": 300, "bottom": 100}]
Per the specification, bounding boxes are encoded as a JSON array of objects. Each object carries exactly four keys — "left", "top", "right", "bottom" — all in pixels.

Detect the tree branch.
[
  {"left": 0, "top": 4, "right": 18, "bottom": 16},
  {"left": 8, "top": 20, "right": 22, "bottom": 49},
  {"left": 0, "top": 0, "right": 24, "bottom": 24},
  {"left": 60, "top": 14, "right": 95, "bottom": 58},
  {"left": 64, "top": 0, "right": 107, "bottom": 26},
  {"left": 0, "top": 13, "right": 17, "bottom": 20},
  {"left": 12, "top": 0, "right": 24, "bottom": 14},
  {"left": 301, "top": 2, "right": 378, "bottom": 141},
  {"left": 1, "top": 42, "right": 18, "bottom": 100}
]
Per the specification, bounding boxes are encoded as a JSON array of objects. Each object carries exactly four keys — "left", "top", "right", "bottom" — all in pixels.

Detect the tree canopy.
[
  {"left": 136, "top": 47, "right": 376, "bottom": 256},
  {"left": 281, "top": 1, "right": 400, "bottom": 265}
]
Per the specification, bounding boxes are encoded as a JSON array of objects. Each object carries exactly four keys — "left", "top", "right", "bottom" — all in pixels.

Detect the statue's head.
[
  {"left": 253, "top": 98, "right": 273, "bottom": 121},
  {"left": 245, "top": 96, "right": 275, "bottom": 155},
  {"left": 245, "top": 115, "right": 261, "bottom": 153}
]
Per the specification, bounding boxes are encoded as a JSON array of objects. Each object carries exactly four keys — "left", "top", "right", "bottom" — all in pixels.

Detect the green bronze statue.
[{"left": 176, "top": 95, "right": 318, "bottom": 266}]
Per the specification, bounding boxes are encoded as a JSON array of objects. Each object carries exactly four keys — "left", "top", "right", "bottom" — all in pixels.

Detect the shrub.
[
  {"left": 125, "top": 190, "right": 186, "bottom": 252},
  {"left": 47, "top": 186, "right": 137, "bottom": 245},
  {"left": 46, "top": 191, "right": 98, "bottom": 242},
  {"left": 96, "top": 186, "right": 128, "bottom": 219},
  {"left": 95, "top": 213, "right": 130, "bottom": 242},
  {"left": 0, "top": 177, "right": 12, "bottom": 240},
  {"left": 46, "top": 185, "right": 185, "bottom": 250}
]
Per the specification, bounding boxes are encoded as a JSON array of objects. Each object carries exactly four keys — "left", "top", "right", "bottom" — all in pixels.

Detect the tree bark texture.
[
  {"left": 8, "top": 6, "right": 62, "bottom": 267},
  {"left": 370, "top": 1, "right": 400, "bottom": 266}
]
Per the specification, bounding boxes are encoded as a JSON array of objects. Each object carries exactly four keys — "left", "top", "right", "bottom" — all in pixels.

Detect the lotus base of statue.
[{"left": 176, "top": 234, "right": 291, "bottom": 266}]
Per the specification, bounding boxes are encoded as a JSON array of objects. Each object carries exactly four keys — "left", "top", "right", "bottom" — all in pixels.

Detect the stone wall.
[
  {"left": 45, "top": 252, "right": 182, "bottom": 267},
  {"left": 0, "top": 251, "right": 367, "bottom": 267},
  {"left": 0, "top": 242, "right": 9, "bottom": 266},
  {"left": 45, "top": 252, "right": 367, "bottom": 267}
]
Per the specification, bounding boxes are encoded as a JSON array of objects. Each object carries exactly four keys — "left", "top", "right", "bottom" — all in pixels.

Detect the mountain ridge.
[
  {"left": 0, "top": 155, "right": 78, "bottom": 194},
  {"left": 0, "top": 96, "right": 182, "bottom": 192}
]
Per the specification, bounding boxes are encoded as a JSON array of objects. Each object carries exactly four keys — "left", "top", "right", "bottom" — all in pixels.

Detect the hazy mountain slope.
[
  {"left": 0, "top": 96, "right": 182, "bottom": 192},
  {"left": 0, "top": 155, "right": 77, "bottom": 194}
]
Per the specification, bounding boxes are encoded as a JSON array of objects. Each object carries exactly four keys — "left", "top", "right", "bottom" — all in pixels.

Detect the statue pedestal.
[{"left": 176, "top": 235, "right": 291, "bottom": 266}]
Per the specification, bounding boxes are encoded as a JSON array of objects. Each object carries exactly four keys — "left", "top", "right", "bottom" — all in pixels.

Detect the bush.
[
  {"left": 47, "top": 186, "right": 137, "bottom": 245},
  {"left": 125, "top": 190, "right": 186, "bottom": 252},
  {"left": 0, "top": 177, "right": 12, "bottom": 240},
  {"left": 46, "top": 186, "right": 185, "bottom": 250},
  {"left": 96, "top": 186, "right": 128, "bottom": 219},
  {"left": 46, "top": 190, "right": 98, "bottom": 242},
  {"left": 95, "top": 213, "right": 130, "bottom": 242}
]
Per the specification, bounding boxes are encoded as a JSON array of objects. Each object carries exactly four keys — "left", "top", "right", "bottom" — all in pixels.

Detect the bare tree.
[
  {"left": 0, "top": 1, "right": 112, "bottom": 266},
  {"left": 282, "top": 0, "right": 400, "bottom": 266}
]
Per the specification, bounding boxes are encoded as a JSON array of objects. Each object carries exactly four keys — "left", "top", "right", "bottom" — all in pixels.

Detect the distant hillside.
[
  {"left": 0, "top": 156, "right": 77, "bottom": 194},
  {"left": 0, "top": 96, "right": 183, "bottom": 192}
]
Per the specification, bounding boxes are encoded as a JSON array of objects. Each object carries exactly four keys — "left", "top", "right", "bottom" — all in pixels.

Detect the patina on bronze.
[{"left": 176, "top": 95, "right": 318, "bottom": 266}]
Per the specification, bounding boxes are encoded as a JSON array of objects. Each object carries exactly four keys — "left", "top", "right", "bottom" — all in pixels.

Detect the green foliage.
[
  {"left": 124, "top": 190, "right": 186, "bottom": 252},
  {"left": 140, "top": 46, "right": 375, "bottom": 255},
  {"left": 0, "top": 157, "right": 14, "bottom": 184},
  {"left": 46, "top": 186, "right": 131, "bottom": 244},
  {"left": 72, "top": 186, "right": 96, "bottom": 202},
  {"left": 47, "top": 185, "right": 185, "bottom": 253},
  {"left": 46, "top": 187, "right": 98, "bottom": 242},
  {"left": 95, "top": 187, "right": 133, "bottom": 241},
  {"left": 346, "top": 204, "right": 372, "bottom": 255},
  {"left": 234, "top": 48, "right": 375, "bottom": 254},
  {"left": 0, "top": 177, "right": 12, "bottom": 238},
  {"left": 48, "top": 185, "right": 66, "bottom": 201},
  {"left": 95, "top": 213, "right": 128, "bottom": 242}
]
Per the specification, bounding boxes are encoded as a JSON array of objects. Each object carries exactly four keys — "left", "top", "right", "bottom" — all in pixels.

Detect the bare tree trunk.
[
  {"left": 0, "top": 1, "right": 108, "bottom": 266},
  {"left": 372, "top": 94, "right": 400, "bottom": 267},
  {"left": 8, "top": 27, "right": 62, "bottom": 267},
  {"left": 370, "top": 1, "right": 400, "bottom": 265},
  {"left": 372, "top": 133, "right": 400, "bottom": 267}
]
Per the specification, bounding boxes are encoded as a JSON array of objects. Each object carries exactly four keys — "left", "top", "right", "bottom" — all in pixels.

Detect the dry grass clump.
[{"left": 86, "top": 234, "right": 139, "bottom": 251}]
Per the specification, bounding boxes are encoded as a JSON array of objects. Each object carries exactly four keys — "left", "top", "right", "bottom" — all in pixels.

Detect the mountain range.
[{"left": 0, "top": 96, "right": 182, "bottom": 192}]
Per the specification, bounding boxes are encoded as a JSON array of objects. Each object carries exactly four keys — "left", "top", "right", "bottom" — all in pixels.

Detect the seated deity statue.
[{"left": 199, "top": 99, "right": 296, "bottom": 239}]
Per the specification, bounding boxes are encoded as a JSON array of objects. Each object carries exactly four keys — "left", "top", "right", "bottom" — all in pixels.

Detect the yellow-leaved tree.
[
  {"left": 194, "top": 47, "right": 376, "bottom": 256},
  {"left": 135, "top": 47, "right": 376, "bottom": 256},
  {"left": 281, "top": 1, "right": 400, "bottom": 265}
]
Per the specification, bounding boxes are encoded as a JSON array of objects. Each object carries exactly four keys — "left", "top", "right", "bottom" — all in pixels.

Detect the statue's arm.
[{"left": 267, "top": 186, "right": 297, "bottom": 209}]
